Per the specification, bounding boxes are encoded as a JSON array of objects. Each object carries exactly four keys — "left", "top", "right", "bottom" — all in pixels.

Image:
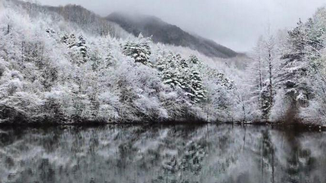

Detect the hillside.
[
  {"left": 106, "top": 12, "right": 238, "bottom": 58},
  {"left": 0, "top": 0, "right": 238, "bottom": 124},
  {"left": 2, "top": 0, "right": 326, "bottom": 125},
  {"left": 8, "top": 0, "right": 130, "bottom": 38}
]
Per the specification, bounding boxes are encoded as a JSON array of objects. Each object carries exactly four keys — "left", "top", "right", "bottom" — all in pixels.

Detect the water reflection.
[{"left": 0, "top": 124, "right": 326, "bottom": 183}]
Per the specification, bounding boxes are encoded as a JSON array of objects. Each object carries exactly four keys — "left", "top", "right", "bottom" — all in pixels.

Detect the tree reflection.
[{"left": 0, "top": 125, "right": 325, "bottom": 183}]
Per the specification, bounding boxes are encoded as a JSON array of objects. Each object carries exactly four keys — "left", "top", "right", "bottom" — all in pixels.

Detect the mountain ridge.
[
  {"left": 6, "top": 0, "right": 129, "bottom": 38},
  {"left": 8, "top": 0, "right": 238, "bottom": 58},
  {"left": 106, "top": 12, "right": 238, "bottom": 58}
]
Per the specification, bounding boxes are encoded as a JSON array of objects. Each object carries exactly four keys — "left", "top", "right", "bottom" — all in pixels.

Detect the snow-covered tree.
[
  {"left": 271, "top": 16, "right": 325, "bottom": 122},
  {"left": 155, "top": 53, "right": 206, "bottom": 104},
  {"left": 244, "top": 33, "right": 278, "bottom": 121},
  {"left": 123, "top": 34, "right": 151, "bottom": 65},
  {"left": 156, "top": 52, "right": 181, "bottom": 88},
  {"left": 261, "top": 35, "right": 276, "bottom": 120},
  {"left": 61, "top": 34, "right": 89, "bottom": 66},
  {"left": 0, "top": 0, "right": 252, "bottom": 124}
]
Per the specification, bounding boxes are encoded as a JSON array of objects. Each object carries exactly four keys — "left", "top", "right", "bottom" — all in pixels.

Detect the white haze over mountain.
[{"left": 37, "top": 0, "right": 326, "bottom": 52}]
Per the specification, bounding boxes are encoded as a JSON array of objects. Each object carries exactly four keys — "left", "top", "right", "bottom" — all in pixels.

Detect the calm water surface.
[{"left": 0, "top": 124, "right": 325, "bottom": 183}]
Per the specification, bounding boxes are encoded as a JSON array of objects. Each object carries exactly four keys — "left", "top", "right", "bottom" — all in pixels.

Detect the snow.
[
  {"left": 0, "top": 2, "right": 241, "bottom": 124},
  {"left": 2, "top": 0, "right": 326, "bottom": 125}
]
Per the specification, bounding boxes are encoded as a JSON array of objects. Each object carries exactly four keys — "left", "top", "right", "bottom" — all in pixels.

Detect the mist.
[{"left": 28, "top": 0, "right": 326, "bottom": 52}]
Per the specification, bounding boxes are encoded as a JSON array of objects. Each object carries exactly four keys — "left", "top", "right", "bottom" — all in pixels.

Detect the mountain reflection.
[{"left": 1, "top": 124, "right": 326, "bottom": 183}]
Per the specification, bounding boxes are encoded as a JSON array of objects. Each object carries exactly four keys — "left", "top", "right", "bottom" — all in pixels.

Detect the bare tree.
[
  {"left": 254, "top": 36, "right": 264, "bottom": 109},
  {"left": 265, "top": 35, "right": 276, "bottom": 110}
]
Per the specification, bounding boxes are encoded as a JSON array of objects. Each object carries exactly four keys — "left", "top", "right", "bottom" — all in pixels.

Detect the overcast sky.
[{"left": 37, "top": 0, "right": 326, "bottom": 52}]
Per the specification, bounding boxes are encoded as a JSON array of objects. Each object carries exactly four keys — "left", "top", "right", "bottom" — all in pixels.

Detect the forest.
[{"left": 1, "top": 0, "right": 326, "bottom": 126}]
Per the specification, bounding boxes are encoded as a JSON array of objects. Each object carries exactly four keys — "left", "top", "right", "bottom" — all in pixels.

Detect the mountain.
[
  {"left": 1, "top": 0, "right": 239, "bottom": 124},
  {"left": 8, "top": 0, "right": 129, "bottom": 38},
  {"left": 10, "top": 0, "right": 237, "bottom": 58},
  {"left": 106, "top": 12, "right": 238, "bottom": 58},
  {"left": 46, "top": 4, "right": 115, "bottom": 36}
]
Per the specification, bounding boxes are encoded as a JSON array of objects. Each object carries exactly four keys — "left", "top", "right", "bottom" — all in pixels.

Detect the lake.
[{"left": 0, "top": 124, "right": 325, "bottom": 183}]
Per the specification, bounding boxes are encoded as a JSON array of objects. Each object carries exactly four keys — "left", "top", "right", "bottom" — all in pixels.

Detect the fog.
[{"left": 37, "top": 0, "right": 326, "bottom": 52}]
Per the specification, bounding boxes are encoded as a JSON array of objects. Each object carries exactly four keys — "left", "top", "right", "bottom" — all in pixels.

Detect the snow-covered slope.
[
  {"left": 5, "top": 0, "right": 326, "bottom": 125},
  {"left": 0, "top": 1, "right": 240, "bottom": 124},
  {"left": 107, "top": 12, "right": 238, "bottom": 58},
  {"left": 9, "top": 0, "right": 131, "bottom": 39}
]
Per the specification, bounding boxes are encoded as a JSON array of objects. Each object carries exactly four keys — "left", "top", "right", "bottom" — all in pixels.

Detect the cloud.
[{"left": 38, "top": 0, "right": 326, "bottom": 52}]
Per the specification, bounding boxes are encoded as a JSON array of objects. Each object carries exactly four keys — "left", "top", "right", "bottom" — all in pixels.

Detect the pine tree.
[
  {"left": 77, "top": 35, "right": 87, "bottom": 60},
  {"left": 156, "top": 53, "right": 181, "bottom": 88},
  {"left": 274, "top": 18, "right": 325, "bottom": 121},
  {"left": 305, "top": 18, "right": 325, "bottom": 68},
  {"left": 156, "top": 53, "right": 206, "bottom": 103},
  {"left": 61, "top": 34, "right": 88, "bottom": 66},
  {"left": 188, "top": 69, "right": 206, "bottom": 103},
  {"left": 123, "top": 34, "right": 151, "bottom": 65},
  {"left": 282, "top": 19, "right": 307, "bottom": 61}
]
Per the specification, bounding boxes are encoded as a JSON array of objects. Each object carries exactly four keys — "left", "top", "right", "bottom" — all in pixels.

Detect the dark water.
[{"left": 0, "top": 124, "right": 326, "bottom": 183}]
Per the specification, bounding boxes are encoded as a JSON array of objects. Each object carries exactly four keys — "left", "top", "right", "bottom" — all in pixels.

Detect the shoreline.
[{"left": 1, "top": 120, "right": 325, "bottom": 132}]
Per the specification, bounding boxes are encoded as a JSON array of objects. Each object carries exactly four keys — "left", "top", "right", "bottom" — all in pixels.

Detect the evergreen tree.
[
  {"left": 123, "top": 34, "right": 151, "bottom": 65},
  {"left": 156, "top": 53, "right": 206, "bottom": 103},
  {"left": 186, "top": 56, "right": 206, "bottom": 103},
  {"left": 188, "top": 69, "right": 206, "bottom": 103},
  {"left": 274, "top": 18, "right": 325, "bottom": 121},
  {"left": 61, "top": 34, "right": 88, "bottom": 66},
  {"left": 284, "top": 19, "right": 306, "bottom": 61},
  {"left": 156, "top": 52, "right": 181, "bottom": 88},
  {"left": 77, "top": 35, "right": 87, "bottom": 60}
]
